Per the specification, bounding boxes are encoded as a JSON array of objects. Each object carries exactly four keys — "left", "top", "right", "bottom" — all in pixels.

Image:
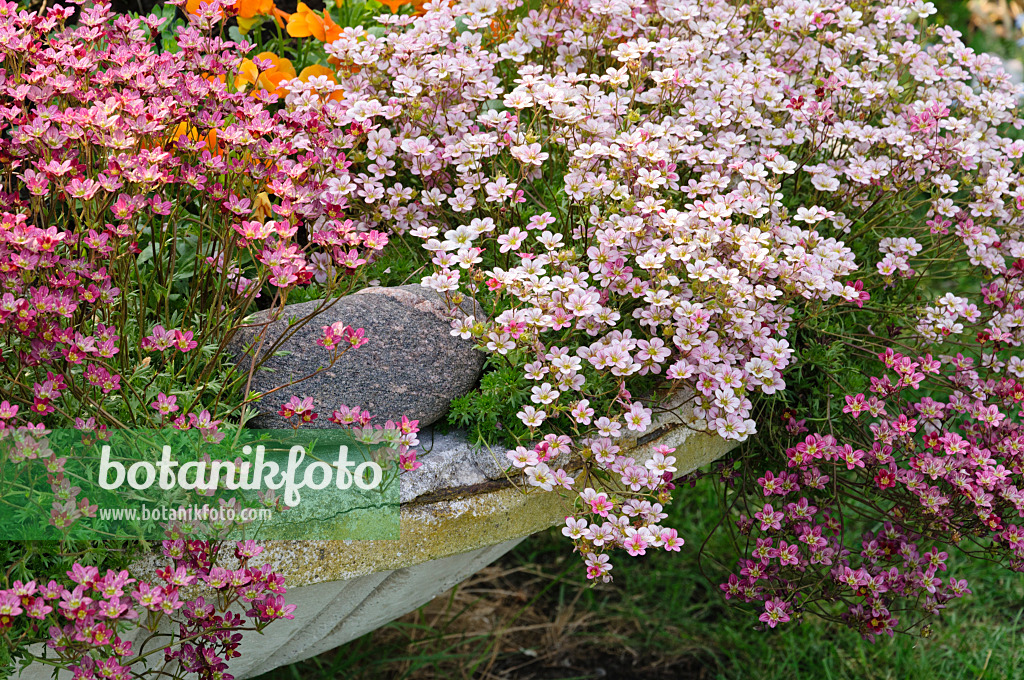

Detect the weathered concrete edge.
[
  {"left": 402, "top": 390, "right": 702, "bottom": 504},
  {"left": 236, "top": 423, "right": 738, "bottom": 588}
]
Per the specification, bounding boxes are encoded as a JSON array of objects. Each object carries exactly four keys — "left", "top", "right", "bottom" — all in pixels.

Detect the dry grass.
[{"left": 298, "top": 561, "right": 716, "bottom": 680}]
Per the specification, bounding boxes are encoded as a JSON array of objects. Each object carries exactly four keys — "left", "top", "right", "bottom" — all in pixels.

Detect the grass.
[{"left": 255, "top": 482, "right": 1024, "bottom": 680}]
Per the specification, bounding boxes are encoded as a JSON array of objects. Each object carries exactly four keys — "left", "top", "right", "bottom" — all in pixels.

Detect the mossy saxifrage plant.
[
  {"left": 276, "top": 0, "right": 1024, "bottom": 640},
  {"left": 3, "top": 0, "right": 1024, "bottom": 675},
  {"left": 0, "top": 1, "right": 400, "bottom": 676}
]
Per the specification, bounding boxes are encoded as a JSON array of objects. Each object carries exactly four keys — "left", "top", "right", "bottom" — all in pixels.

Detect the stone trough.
[
  {"left": 217, "top": 408, "right": 736, "bottom": 678},
  {"left": 17, "top": 407, "right": 734, "bottom": 680},
  {"left": 16, "top": 284, "right": 737, "bottom": 678}
]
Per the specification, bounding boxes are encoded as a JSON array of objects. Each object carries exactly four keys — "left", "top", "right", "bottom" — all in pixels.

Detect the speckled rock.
[{"left": 230, "top": 285, "right": 485, "bottom": 429}]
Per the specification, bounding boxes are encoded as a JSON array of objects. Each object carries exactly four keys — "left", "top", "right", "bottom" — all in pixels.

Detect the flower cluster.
[
  {"left": 0, "top": 0, "right": 390, "bottom": 526},
  {"left": 4, "top": 0, "right": 1024, "bottom": 649},
  {"left": 275, "top": 394, "right": 421, "bottom": 468},
  {"left": 279, "top": 0, "right": 1024, "bottom": 590},
  {"left": 715, "top": 339, "right": 1024, "bottom": 638},
  {"left": 0, "top": 540, "right": 294, "bottom": 680},
  {"left": 0, "top": 8, "right": 396, "bottom": 587}
]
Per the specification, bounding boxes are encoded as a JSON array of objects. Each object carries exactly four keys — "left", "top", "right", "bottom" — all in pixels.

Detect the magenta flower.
[
  {"left": 759, "top": 599, "right": 791, "bottom": 628},
  {"left": 399, "top": 449, "right": 422, "bottom": 471},
  {"left": 249, "top": 594, "right": 296, "bottom": 622},
  {"left": 278, "top": 396, "right": 316, "bottom": 423},
  {"left": 173, "top": 330, "right": 198, "bottom": 353},
  {"left": 151, "top": 393, "right": 179, "bottom": 415}
]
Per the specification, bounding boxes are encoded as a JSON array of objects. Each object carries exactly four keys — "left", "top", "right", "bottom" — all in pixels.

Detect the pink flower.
[
  {"left": 319, "top": 323, "right": 367, "bottom": 351},
  {"left": 278, "top": 396, "right": 317, "bottom": 423},
  {"left": 0, "top": 592, "right": 24, "bottom": 627},
  {"left": 842, "top": 394, "right": 868, "bottom": 417},
  {"left": 622, "top": 529, "right": 648, "bottom": 556},
  {"left": 759, "top": 599, "right": 791, "bottom": 628},
  {"left": 584, "top": 552, "right": 613, "bottom": 582},
  {"left": 173, "top": 330, "right": 198, "bottom": 353},
  {"left": 249, "top": 594, "right": 297, "bottom": 622},
  {"left": 755, "top": 504, "right": 784, "bottom": 532},
  {"left": 399, "top": 449, "right": 422, "bottom": 471},
  {"left": 142, "top": 325, "right": 175, "bottom": 352},
  {"left": 661, "top": 529, "right": 684, "bottom": 552},
  {"left": 151, "top": 393, "right": 179, "bottom": 415}
]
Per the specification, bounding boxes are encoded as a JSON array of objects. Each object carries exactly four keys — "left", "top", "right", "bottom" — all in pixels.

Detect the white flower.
[
  {"left": 645, "top": 452, "right": 677, "bottom": 475},
  {"left": 517, "top": 406, "right": 547, "bottom": 428},
  {"left": 531, "top": 382, "right": 560, "bottom": 405},
  {"left": 450, "top": 316, "right": 476, "bottom": 340},
  {"left": 525, "top": 463, "right": 555, "bottom": 491},
  {"left": 562, "top": 517, "right": 588, "bottom": 539}
]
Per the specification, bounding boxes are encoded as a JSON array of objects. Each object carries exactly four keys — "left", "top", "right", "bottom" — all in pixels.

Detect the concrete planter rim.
[{"left": 127, "top": 391, "right": 736, "bottom": 589}]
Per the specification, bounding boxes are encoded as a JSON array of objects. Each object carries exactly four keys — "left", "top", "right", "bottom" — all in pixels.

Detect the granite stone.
[{"left": 230, "top": 285, "right": 485, "bottom": 429}]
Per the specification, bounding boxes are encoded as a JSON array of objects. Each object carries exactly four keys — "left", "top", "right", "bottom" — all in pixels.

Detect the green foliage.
[
  {"left": 362, "top": 235, "right": 433, "bottom": 288},
  {"left": 447, "top": 359, "right": 533, "bottom": 448},
  {"left": 330, "top": 0, "right": 391, "bottom": 29}
]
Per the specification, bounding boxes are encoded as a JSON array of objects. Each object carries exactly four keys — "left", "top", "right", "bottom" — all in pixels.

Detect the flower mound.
[{"left": 279, "top": 0, "right": 1024, "bottom": 625}]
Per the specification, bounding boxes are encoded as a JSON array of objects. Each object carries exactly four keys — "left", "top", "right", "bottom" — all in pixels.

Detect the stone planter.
[{"left": 16, "top": 398, "right": 736, "bottom": 680}]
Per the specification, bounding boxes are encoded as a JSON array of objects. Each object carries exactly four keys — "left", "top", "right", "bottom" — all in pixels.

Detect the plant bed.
[{"left": 3, "top": 0, "right": 1024, "bottom": 677}]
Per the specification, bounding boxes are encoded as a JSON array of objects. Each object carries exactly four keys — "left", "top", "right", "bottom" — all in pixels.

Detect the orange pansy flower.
[
  {"left": 326, "top": 54, "right": 362, "bottom": 77},
  {"left": 377, "top": 0, "right": 428, "bottom": 14},
  {"left": 271, "top": 5, "right": 290, "bottom": 28},
  {"left": 185, "top": 0, "right": 275, "bottom": 31},
  {"left": 237, "top": 0, "right": 275, "bottom": 32},
  {"left": 235, "top": 51, "right": 297, "bottom": 98},
  {"left": 236, "top": 59, "right": 260, "bottom": 88},
  {"left": 286, "top": 2, "right": 341, "bottom": 43},
  {"left": 253, "top": 191, "right": 274, "bottom": 221},
  {"left": 236, "top": 0, "right": 274, "bottom": 18}
]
